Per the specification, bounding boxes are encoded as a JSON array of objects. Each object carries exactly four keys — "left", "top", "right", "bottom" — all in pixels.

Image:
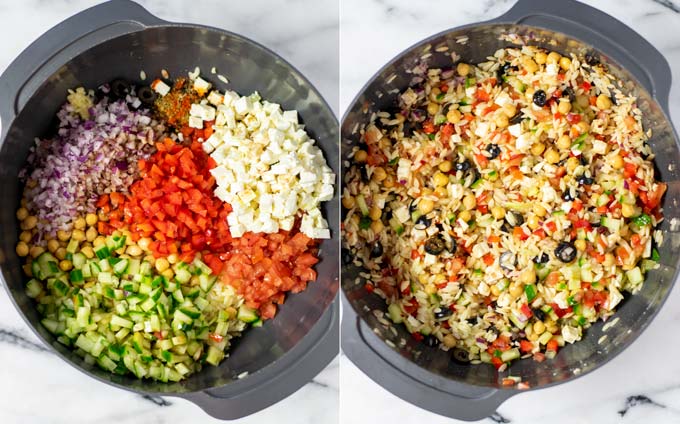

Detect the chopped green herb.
[
  {"left": 434, "top": 115, "right": 446, "bottom": 125},
  {"left": 359, "top": 216, "right": 372, "bottom": 230},
  {"left": 436, "top": 93, "right": 445, "bottom": 101},
  {"left": 428, "top": 134, "right": 435, "bottom": 140},
  {"left": 652, "top": 248, "right": 660, "bottom": 262},
  {"left": 632, "top": 214, "right": 651, "bottom": 227},
  {"left": 524, "top": 284, "right": 537, "bottom": 302},
  {"left": 388, "top": 157, "right": 399, "bottom": 166},
  {"left": 567, "top": 296, "right": 578, "bottom": 306},
  {"left": 465, "top": 77, "right": 476, "bottom": 88}
]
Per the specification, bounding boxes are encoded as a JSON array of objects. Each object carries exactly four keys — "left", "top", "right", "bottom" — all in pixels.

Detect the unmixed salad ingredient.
[
  {"left": 189, "top": 79, "right": 334, "bottom": 239},
  {"left": 343, "top": 46, "right": 665, "bottom": 375},
  {"left": 16, "top": 68, "right": 333, "bottom": 381},
  {"left": 20, "top": 88, "right": 166, "bottom": 236}
]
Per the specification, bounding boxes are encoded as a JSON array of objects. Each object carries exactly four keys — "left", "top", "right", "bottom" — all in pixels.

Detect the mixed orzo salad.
[
  {"left": 342, "top": 47, "right": 666, "bottom": 379},
  {"left": 15, "top": 70, "right": 334, "bottom": 382}
]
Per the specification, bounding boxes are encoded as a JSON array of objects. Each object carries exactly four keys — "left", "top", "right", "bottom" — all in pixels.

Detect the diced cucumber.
[
  {"left": 237, "top": 305, "right": 259, "bottom": 323},
  {"left": 113, "top": 259, "right": 129, "bottom": 276},
  {"left": 94, "top": 244, "right": 110, "bottom": 260},
  {"left": 175, "top": 268, "right": 192, "bottom": 284},
  {"left": 626, "top": 267, "right": 644, "bottom": 286},
  {"left": 388, "top": 303, "right": 403, "bottom": 324},
  {"left": 66, "top": 239, "right": 80, "bottom": 254},
  {"left": 26, "top": 279, "right": 43, "bottom": 298},
  {"left": 501, "top": 348, "right": 520, "bottom": 362},
  {"left": 72, "top": 253, "right": 87, "bottom": 269},
  {"left": 356, "top": 194, "right": 369, "bottom": 216}
]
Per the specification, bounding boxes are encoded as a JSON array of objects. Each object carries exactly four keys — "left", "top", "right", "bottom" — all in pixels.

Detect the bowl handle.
[
  {"left": 179, "top": 298, "right": 339, "bottom": 420},
  {"left": 341, "top": 295, "right": 514, "bottom": 421},
  {"left": 0, "top": 0, "right": 165, "bottom": 138},
  {"left": 490, "top": 0, "right": 672, "bottom": 114}
]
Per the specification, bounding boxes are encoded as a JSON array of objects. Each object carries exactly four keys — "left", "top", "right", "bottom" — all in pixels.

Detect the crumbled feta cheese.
[
  {"left": 152, "top": 80, "right": 171, "bottom": 96},
  {"left": 561, "top": 325, "right": 581, "bottom": 344},
  {"left": 508, "top": 123, "right": 521, "bottom": 137},
  {"left": 191, "top": 76, "right": 334, "bottom": 239},
  {"left": 193, "top": 77, "right": 211, "bottom": 95}
]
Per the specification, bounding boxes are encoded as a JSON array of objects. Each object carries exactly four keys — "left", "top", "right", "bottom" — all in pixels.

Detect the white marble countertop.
[
  {"left": 0, "top": 1, "right": 338, "bottom": 423},
  {"left": 340, "top": 0, "right": 680, "bottom": 423}
]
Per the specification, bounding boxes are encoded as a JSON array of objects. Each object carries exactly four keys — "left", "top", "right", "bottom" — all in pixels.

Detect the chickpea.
[
  {"left": 533, "top": 203, "right": 547, "bottom": 217},
  {"left": 531, "top": 142, "right": 546, "bottom": 156},
  {"left": 85, "top": 227, "right": 97, "bottom": 242},
  {"left": 370, "top": 220, "right": 384, "bottom": 233},
  {"left": 433, "top": 186, "right": 447, "bottom": 198},
  {"left": 533, "top": 320, "right": 546, "bottom": 335},
  {"left": 98, "top": 210, "right": 108, "bottom": 222},
  {"left": 523, "top": 57, "right": 539, "bottom": 73},
  {"left": 427, "top": 102, "right": 439, "bottom": 115},
  {"left": 22, "top": 216, "right": 38, "bottom": 230},
  {"left": 85, "top": 213, "right": 98, "bottom": 226},
  {"left": 29, "top": 246, "right": 45, "bottom": 258},
  {"left": 596, "top": 94, "right": 612, "bottom": 110},
  {"left": 495, "top": 114, "right": 509, "bottom": 128},
  {"left": 544, "top": 149, "right": 560, "bottom": 164},
  {"left": 342, "top": 194, "right": 355, "bottom": 209},
  {"left": 463, "top": 193, "right": 477, "bottom": 210},
  {"left": 161, "top": 268, "right": 174, "bottom": 280},
  {"left": 93, "top": 236, "right": 106, "bottom": 248},
  {"left": 57, "top": 230, "right": 71, "bottom": 242},
  {"left": 354, "top": 150, "right": 368, "bottom": 163},
  {"left": 418, "top": 199, "right": 435, "bottom": 215},
  {"left": 155, "top": 257, "right": 170, "bottom": 272},
  {"left": 546, "top": 51, "right": 562, "bottom": 65},
  {"left": 458, "top": 210, "right": 472, "bottom": 222},
  {"left": 527, "top": 215, "right": 540, "bottom": 230},
  {"left": 47, "top": 239, "right": 60, "bottom": 253},
  {"left": 383, "top": 175, "right": 396, "bottom": 188},
  {"left": 621, "top": 203, "right": 636, "bottom": 218},
  {"left": 491, "top": 206, "right": 506, "bottom": 220},
  {"left": 23, "top": 264, "right": 33, "bottom": 277},
  {"left": 144, "top": 255, "right": 156, "bottom": 266},
  {"left": 55, "top": 247, "right": 67, "bottom": 260},
  {"left": 59, "top": 260, "right": 73, "bottom": 272},
  {"left": 566, "top": 157, "right": 580, "bottom": 174},
  {"left": 556, "top": 134, "right": 571, "bottom": 150},
  {"left": 16, "top": 208, "right": 29, "bottom": 221},
  {"left": 520, "top": 267, "right": 536, "bottom": 285},
  {"left": 438, "top": 160, "right": 453, "bottom": 173},
  {"left": 74, "top": 217, "right": 86, "bottom": 230},
  {"left": 372, "top": 167, "right": 387, "bottom": 182},
  {"left": 611, "top": 154, "right": 624, "bottom": 170},
  {"left": 574, "top": 239, "right": 587, "bottom": 251},
  {"left": 369, "top": 206, "right": 382, "bottom": 221},
  {"left": 432, "top": 172, "right": 449, "bottom": 187},
  {"left": 443, "top": 334, "right": 457, "bottom": 348},
  {"left": 15, "top": 242, "right": 29, "bottom": 257},
  {"left": 127, "top": 245, "right": 143, "bottom": 257},
  {"left": 19, "top": 231, "right": 32, "bottom": 243},
  {"left": 446, "top": 108, "right": 462, "bottom": 124},
  {"left": 138, "top": 237, "right": 151, "bottom": 251},
  {"left": 535, "top": 51, "right": 547, "bottom": 65},
  {"left": 72, "top": 229, "right": 85, "bottom": 241},
  {"left": 456, "top": 62, "right": 470, "bottom": 76},
  {"left": 559, "top": 56, "right": 572, "bottom": 71},
  {"left": 576, "top": 121, "right": 590, "bottom": 134},
  {"left": 557, "top": 99, "right": 572, "bottom": 115},
  {"left": 81, "top": 245, "right": 95, "bottom": 259},
  {"left": 509, "top": 283, "right": 524, "bottom": 299},
  {"left": 167, "top": 253, "right": 179, "bottom": 265},
  {"left": 603, "top": 253, "right": 615, "bottom": 267},
  {"left": 528, "top": 332, "right": 540, "bottom": 342},
  {"left": 490, "top": 284, "right": 501, "bottom": 297}
]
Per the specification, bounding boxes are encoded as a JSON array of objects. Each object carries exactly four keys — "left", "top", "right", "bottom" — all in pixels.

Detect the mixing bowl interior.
[
  {"left": 341, "top": 23, "right": 680, "bottom": 389},
  {"left": 0, "top": 25, "right": 339, "bottom": 393}
]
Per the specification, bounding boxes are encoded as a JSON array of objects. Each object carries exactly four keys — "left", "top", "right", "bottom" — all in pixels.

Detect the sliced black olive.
[
  {"left": 585, "top": 52, "right": 600, "bottom": 66},
  {"left": 434, "top": 308, "right": 453, "bottom": 320},
  {"left": 137, "top": 86, "right": 157, "bottom": 105},
  {"left": 370, "top": 242, "right": 383, "bottom": 258},
  {"left": 110, "top": 79, "right": 131, "bottom": 99},
  {"left": 532, "top": 308, "right": 546, "bottom": 321},
  {"left": 499, "top": 251, "right": 515, "bottom": 271},
  {"left": 562, "top": 188, "right": 577, "bottom": 201},
  {"left": 532, "top": 252, "right": 549, "bottom": 264},
  {"left": 486, "top": 144, "right": 501, "bottom": 160},
  {"left": 402, "top": 120, "right": 415, "bottom": 137},
  {"left": 496, "top": 62, "right": 517, "bottom": 81},
  {"left": 533, "top": 89, "right": 547, "bottom": 107},
  {"left": 415, "top": 215, "right": 431, "bottom": 228},
  {"left": 555, "top": 241, "right": 577, "bottom": 263},
  {"left": 411, "top": 108, "right": 427, "bottom": 123},
  {"left": 452, "top": 348, "right": 470, "bottom": 362},
  {"left": 505, "top": 211, "right": 524, "bottom": 227},
  {"left": 576, "top": 175, "right": 594, "bottom": 185},
  {"left": 455, "top": 159, "right": 471, "bottom": 172},
  {"left": 463, "top": 168, "right": 480, "bottom": 188},
  {"left": 359, "top": 165, "right": 369, "bottom": 182},
  {"left": 466, "top": 317, "right": 478, "bottom": 325},
  {"left": 579, "top": 156, "right": 589, "bottom": 166},
  {"left": 509, "top": 112, "right": 524, "bottom": 125},
  {"left": 424, "top": 235, "right": 446, "bottom": 255},
  {"left": 342, "top": 248, "right": 353, "bottom": 265},
  {"left": 500, "top": 221, "right": 511, "bottom": 234},
  {"left": 409, "top": 199, "right": 418, "bottom": 213},
  {"left": 424, "top": 335, "right": 440, "bottom": 347}
]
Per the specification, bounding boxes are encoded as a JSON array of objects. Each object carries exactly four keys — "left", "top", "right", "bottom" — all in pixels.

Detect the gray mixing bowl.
[
  {"left": 341, "top": 0, "right": 679, "bottom": 420},
  {"left": 0, "top": 0, "right": 339, "bottom": 419}
]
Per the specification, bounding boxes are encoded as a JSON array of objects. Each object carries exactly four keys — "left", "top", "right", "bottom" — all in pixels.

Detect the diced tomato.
[
  {"left": 546, "top": 339, "right": 559, "bottom": 352},
  {"left": 483, "top": 253, "right": 495, "bottom": 266},
  {"left": 513, "top": 226, "right": 529, "bottom": 240},
  {"left": 546, "top": 272, "right": 561, "bottom": 287},
  {"left": 422, "top": 120, "right": 436, "bottom": 134},
  {"left": 491, "top": 356, "right": 504, "bottom": 369},
  {"left": 545, "top": 221, "right": 557, "bottom": 232},
  {"left": 475, "top": 88, "right": 490, "bottom": 102},
  {"left": 411, "top": 332, "right": 424, "bottom": 342},
  {"left": 208, "top": 333, "right": 224, "bottom": 343},
  {"left": 440, "top": 123, "right": 455, "bottom": 143},
  {"left": 581, "top": 81, "right": 592, "bottom": 91},
  {"left": 488, "top": 235, "right": 500, "bottom": 243},
  {"left": 623, "top": 162, "right": 637, "bottom": 179},
  {"left": 474, "top": 153, "right": 489, "bottom": 168},
  {"left": 519, "top": 340, "right": 533, "bottom": 353},
  {"left": 551, "top": 303, "right": 572, "bottom": 318},
  {"left": 520, "top": 303, "right": 532, "bottom": 318}
]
